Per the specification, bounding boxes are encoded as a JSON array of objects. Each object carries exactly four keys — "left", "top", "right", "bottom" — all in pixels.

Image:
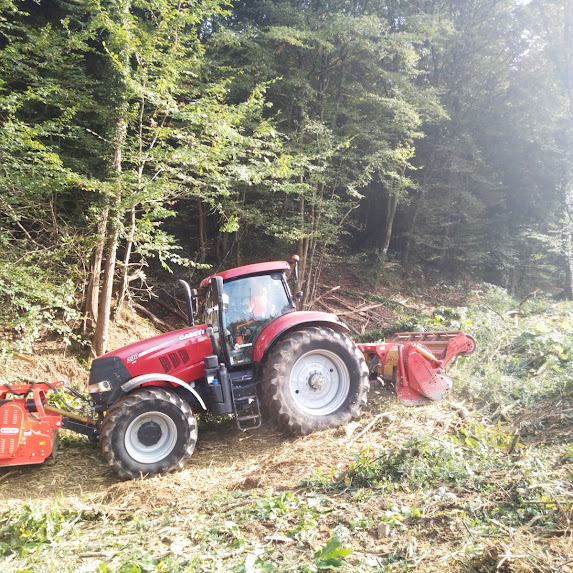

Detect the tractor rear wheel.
[
  {"left": 262, "top": 326, "right": 368, "bottom": 435},
  {"left": 100, "top": 387, "right": 197, "bottom": 480}
]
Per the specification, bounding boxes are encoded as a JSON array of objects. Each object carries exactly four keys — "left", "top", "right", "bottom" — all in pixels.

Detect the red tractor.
[{"left": 0, "top": 257, "right": 475, "bottom": 479}]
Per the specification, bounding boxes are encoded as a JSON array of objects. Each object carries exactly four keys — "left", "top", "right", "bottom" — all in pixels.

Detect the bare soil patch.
[{"left": 0, "top": 388, "right": 397, "bottom": 508}]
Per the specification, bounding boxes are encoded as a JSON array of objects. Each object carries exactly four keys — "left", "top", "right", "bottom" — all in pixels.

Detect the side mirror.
[
  {"left": 191, "top": 288, "right": 198, "bottom": 315},
  {"left": 178, "top": 279, "right": 195, "bottom": 327},
  {"left": 211, "top": 275, "right": 225, "bottom": 311}
]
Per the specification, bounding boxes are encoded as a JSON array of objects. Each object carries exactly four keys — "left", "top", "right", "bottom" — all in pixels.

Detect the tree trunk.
[
  {"left": 92, "top": 113, "right": 128, "bottom": 355},
  {"left": 401, "top": 189, "right": 423, "bottom": 268},
  {"left": 235, "top": 230, "right": 241, "bottom": 267},
  {"left": 116, "top": 206, "right": 136, "bottom": 313},
  {"left": 305, "top": 182, "right": 323, "bottom": 305},
  {"left": 378, "top": 165, "right": 405, "bottom": 265},
  {"left": 379, "top": 192, "right": 398, "bottom": 260},
  {"left": 297, "top": 177, "right": 308, "bottom": 300},
  {"left": 91, "top": 0, "right": 131, "bottom": 356},
  {"left": 563, "top": 187, "right": 573, "bottom": 300},
  {"left": 563, "top": 0, "right": 573, "bottom": 299},
  {"left": 402, "top": 147, "right": 437, "bottom": 267},
  {"left": 84, "top": 206, "right": 109, "bottom": 334},
  {"left": 92, "top": 219, "right": 120, "bottom": 356},
  {"left": 197, "top": 199, "right": 207, "bottom": 263}
]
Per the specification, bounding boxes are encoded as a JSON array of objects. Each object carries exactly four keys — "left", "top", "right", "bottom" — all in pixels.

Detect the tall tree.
[
  {"left": 0, "top": 0, "right": 290, "bottom": 352},
  {"left": 210, "top": 0, "right": 440, "bottom": 301},
  {"left": 0, "top": 0, "right": 102, "bottom": 345},
  {"left": 81, "top": 0, "right": 290, "bottom": 354},
  {"left": 390, "top": 0, "right": 567, "bottom": 293}
]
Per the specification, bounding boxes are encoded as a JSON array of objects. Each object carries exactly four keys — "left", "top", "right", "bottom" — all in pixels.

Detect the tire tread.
[
  {"left": 262, "top": 326, "right": 368, "bottom": 436},
  {"left": 100, "top": 387, "right": 197, "bottom": 480}
]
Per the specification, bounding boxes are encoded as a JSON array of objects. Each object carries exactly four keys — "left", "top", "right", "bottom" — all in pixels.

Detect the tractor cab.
[{"left": 197, "top": 261, "right": 297, "bottom": 368}]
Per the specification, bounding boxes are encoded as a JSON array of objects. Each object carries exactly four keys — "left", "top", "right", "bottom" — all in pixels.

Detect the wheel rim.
[
  {"left": 289, "top": 349, "right": 350, "bottom": 416},
  {"left": 124, "top": 411, "right": 178, "bottom": 464}
]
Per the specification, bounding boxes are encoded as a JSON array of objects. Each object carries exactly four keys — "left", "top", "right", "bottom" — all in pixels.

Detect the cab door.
[{"left": 221, "top": 273, "right": 294, "bottom": 367}]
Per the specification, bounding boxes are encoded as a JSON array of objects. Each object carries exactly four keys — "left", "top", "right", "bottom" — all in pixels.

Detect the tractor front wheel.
[
  {"left": 100, "top": 387, "right": 197, "bottom": 480},
  {"left": 262, "top": 326, "right": 368, "bottom": 435}
]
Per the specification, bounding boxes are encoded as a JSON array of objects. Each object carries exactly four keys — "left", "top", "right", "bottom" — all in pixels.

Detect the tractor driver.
[{"left": 246, "top": 287, "right": 269, "bottom": 320}]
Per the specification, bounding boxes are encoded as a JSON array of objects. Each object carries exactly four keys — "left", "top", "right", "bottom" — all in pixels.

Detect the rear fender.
[
  {"left": 252, "top": 311, "right": 350, "bottom": 364},
  {"left": 120, "top": 374, "right": 207, "bottom": 410}
]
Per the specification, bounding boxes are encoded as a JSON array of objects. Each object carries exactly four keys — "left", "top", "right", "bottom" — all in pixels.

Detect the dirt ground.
[
  {"left": 2, "top": 387, "right": 571, "bottom": 573},
  {"left": 0, "top": 387, "right": 401, "bottom": 509}
]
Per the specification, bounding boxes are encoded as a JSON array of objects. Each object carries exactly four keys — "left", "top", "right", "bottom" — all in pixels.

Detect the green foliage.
[
  {"left": 0, "top": 260, "right": 82, "bottom": 347},
  {"left": 115, "top": 550, "right": 158, "bottom": 573},
  {"left": 247, "top": 490, "right": 296, "bottom": 521},
  {"left": 313, "top": 536, "right": 352, "bottom": 571},
  {"left": 562, "top": 443, "right": 573, "bottom": 464},
  {"left": 343, "top": 425, "right": 516, "bottom": 492},
  {"left": 446, "top": 290, "right": 573, "bottom": 406},
  {"left": 236, "top": 554, "right": 276, "bottom": 573},
  {"left": 207, "top": 0, "right": 442, "bottom": 290},
  {"left": 0, "top": 0, "right": 294, "bottom": 349},
  {"left": 0, "top": 503, "right": 100, "bottom": 557}
]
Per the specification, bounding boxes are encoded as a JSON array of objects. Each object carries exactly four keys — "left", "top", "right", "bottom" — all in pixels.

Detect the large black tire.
[
  {"left": 262, "top": 326, "right": 369, "bottom": 435},
  {"left": 100, "top": 387, "right": 197, "bottom": 480}
]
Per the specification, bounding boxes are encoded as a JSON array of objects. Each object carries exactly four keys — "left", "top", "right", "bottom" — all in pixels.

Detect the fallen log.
[{"left": 132, "top": 302, "right": 176, "bottom": 332}]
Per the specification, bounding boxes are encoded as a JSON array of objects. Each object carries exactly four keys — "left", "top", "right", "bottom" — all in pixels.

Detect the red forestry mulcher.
[{"left": 0, "top": 257, "right": 476, "bottom": 479}]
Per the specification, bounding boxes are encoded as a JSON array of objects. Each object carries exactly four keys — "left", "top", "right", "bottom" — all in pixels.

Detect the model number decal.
[
  {"left": 127, "top": 329, "right": 206, "bottom": 364},
  {"left": 1, "top": 428, "right": 19, "bottom": 435}
]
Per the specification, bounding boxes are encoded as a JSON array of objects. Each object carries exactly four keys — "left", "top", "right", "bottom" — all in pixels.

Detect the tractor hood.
[{"left": 88, "top": 325, "right": 213, "bottom": 407}]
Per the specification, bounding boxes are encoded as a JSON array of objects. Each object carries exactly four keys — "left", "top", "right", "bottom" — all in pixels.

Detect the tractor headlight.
[{"left": 88, "top": 380, "right": 112, "bottom": 394}]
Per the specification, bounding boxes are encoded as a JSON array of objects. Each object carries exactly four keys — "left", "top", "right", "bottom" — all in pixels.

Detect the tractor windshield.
[{"left": 222, "top": 273, "right": 293, "bottom": 366}]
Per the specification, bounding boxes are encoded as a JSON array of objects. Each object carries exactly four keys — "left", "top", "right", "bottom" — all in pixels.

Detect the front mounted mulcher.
[
  {"left": 0, "top": 380, "right": 97, "bottom": 467},
  {"left": 0, "top": 258, "right": 477, "bottom": 479}
]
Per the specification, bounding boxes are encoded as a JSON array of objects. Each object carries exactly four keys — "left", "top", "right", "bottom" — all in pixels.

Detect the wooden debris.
[
  {"left": 346, "top": 411, "right": 392, "bottom": 447},
  {"left": 132, "top": 302, "right": 175, "bottom": 332},
  {"left": 309, "top": 285, "right": 398, "bottom": 334},
  {"left": 337, "top": 303, "right": 386, "bottom": 317},
  {"left": 310, "top": 285, "right": 341, "bottom": 306}
]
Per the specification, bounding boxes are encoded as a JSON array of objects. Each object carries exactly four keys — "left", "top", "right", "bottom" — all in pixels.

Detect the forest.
[
  {"left": 1, "top": 2, "right": 573, "bottom": 572},
  {"left": 1, "top": 0, "right": 572, "bottom": 353}
]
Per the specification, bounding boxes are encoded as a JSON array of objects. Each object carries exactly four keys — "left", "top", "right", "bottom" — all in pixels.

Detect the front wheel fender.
[{"left": 120, "top": 374, "right": 207, "bottom": 410}]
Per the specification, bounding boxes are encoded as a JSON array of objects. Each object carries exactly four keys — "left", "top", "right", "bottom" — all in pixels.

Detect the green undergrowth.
[
  {"left": 0, "top": 494, "right": 360, "bottom": 573},
  {"left": 1, "top": 286, "right": 572, "bottom": 572},
  {"left": 305, "top": 425, "right": 571, "bottom": 529},
  {"left": 1, "top": 434, "right": 571, "bottom": 573},
  {"left": 445, "top": 288, "right": 573, "bottom": 408}
]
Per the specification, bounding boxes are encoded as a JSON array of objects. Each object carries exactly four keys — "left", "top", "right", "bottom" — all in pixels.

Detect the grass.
[{"left": 0, "top": 287, "right": 572, "bottom": 572}]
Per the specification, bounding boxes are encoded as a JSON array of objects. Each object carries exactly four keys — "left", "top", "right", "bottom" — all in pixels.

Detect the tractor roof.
[{"left": 199, "top": 261, "right": 291, "bottom": 288}]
